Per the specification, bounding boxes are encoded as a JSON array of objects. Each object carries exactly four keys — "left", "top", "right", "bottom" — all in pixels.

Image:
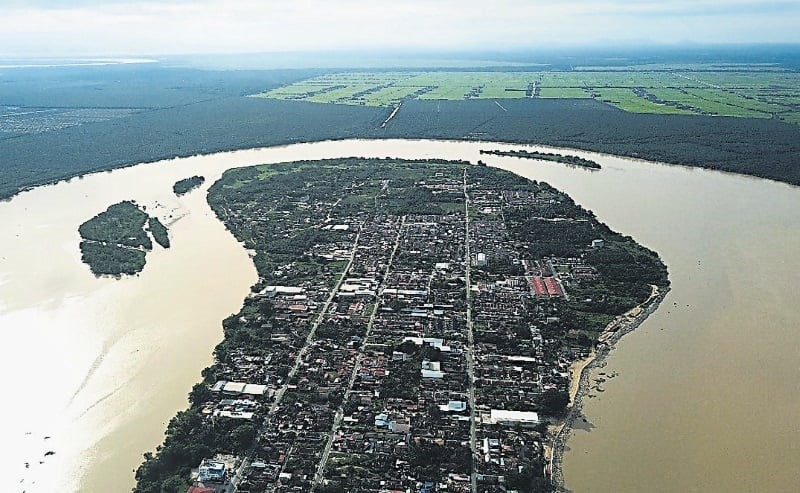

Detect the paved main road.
[
  {"left": 231, "top": 229, "right": 363, "bottom": 492},
  {"left": 313, "top": 216, "right": 405, "bottom": 486},
  {"left": 463, "top": 169, "right": 478, "bottom": 493}
]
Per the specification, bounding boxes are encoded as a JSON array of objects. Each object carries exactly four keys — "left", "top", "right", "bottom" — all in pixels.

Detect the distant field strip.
[
  {"left": 252, "top": 69, "right": 800, "bottom": 124},
  {"left": 0, "top": 107, "right": 140, "bottom": 136}
]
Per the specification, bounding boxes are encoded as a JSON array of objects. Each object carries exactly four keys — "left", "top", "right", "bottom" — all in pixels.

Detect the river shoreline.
[
  {"left": 6, "top": 138, "right": 797, "bottom": 492},
  {"left": 549, "top": 285, "right": 670, "bottom": 491},
  {"left": 6, "top": 133, "right": 798, "bottom": 204}
]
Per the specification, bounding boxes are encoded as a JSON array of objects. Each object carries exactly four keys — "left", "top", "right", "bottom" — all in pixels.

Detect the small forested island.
[
  {"left": 480, "top": 149, "right": 602, "bottom": 169},
  {"left": 79, "top": 201, "right": 170, "bottom": 276},
  {"left": 147, "top": 217, "right": 170, "bottom": 248},
  {"left": 173, "top": 175, "right": 206, "bottom": 195},
  {"left": 134, "top": 158, "right": 667, "bottom": 493}
]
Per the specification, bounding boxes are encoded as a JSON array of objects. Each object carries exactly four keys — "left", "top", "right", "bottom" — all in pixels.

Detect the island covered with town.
[{"left": 133, "top": 158, "right": 668, "bottom": 493}]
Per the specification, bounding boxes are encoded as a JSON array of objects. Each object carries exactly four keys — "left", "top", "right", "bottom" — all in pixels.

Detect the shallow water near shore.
[
  {"left": 1, "top": 139, "right": 798, "bottom": 492},
  {"left": 493, "top": 155, "right": 800, "bottom": 492}
]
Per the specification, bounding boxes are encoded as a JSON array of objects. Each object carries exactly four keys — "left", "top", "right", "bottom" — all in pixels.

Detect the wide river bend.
[{"left": 0, "top": 139, "right": 798, "bottom": 492}]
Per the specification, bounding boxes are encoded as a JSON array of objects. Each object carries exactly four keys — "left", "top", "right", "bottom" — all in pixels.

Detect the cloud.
[
  {"left": 576, "top": 0, "right": 800, "bottom": 16},
  {"left": 1, "top": 0, "right": 798, "bottom": 57}
]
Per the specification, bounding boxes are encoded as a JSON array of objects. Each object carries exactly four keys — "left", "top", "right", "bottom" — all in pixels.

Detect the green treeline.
[
  {"left": 134, "top": 410, "right": 258, "bottom": 493},
  {"left": 480, "top": 149, "right": 602, "bottom": 169},
  {"left": 79, "top": 201, "right": 152, "bottom": 249},
  {"left": 3, "top": 97, "right": 800, "bottom": 201},
  {"left": 78, "top": 200, "right": 170, "bottom": 276},
  {"left": 147, "top": 217, "right": 170, "bottom": 248},
  {"left": 173, "top": 175, "right": 205, "bottom": 195},
  {"left": 79, "top": 241, "right": 147, "bottom": 276}
]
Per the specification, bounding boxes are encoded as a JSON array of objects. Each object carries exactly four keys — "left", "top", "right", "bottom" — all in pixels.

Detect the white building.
[
  {"left": 198, "top": 459, "right": 226, "bottom": 483},
  {"left": 210, "top": 381, "right": 268, "bottom": 396},
  {"left": 487, "top": 409, "right": 540, "bottom": 427},
  {"left": 439, "top": 400, "right": 467, "bottom": 413},
  {"left": 421, "top": 360, "right": 444, "bottom": 379}
]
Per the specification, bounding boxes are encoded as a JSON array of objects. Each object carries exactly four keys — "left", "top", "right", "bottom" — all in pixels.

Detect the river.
[{"left": 0, "top": 140, "right": 798, "bottom": 492}]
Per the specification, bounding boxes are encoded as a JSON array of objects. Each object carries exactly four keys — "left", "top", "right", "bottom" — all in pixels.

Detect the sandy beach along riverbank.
[{"left": 547, "top": 285, "right": 668, "bottom": 489}]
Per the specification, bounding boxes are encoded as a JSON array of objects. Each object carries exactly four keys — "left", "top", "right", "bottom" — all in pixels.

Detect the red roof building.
[{"left": 188, "top": 487, "right": 215, "bottom": 493}]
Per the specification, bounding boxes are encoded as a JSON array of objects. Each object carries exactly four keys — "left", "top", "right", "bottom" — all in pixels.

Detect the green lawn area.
[
  {"left": 680, "top": 89, "right": 772, "bottom": 117},
  {"left": 687, "top": 88, "right": 786, "bottom": 114},
  {"left": 359, "top": 85, "right": 426, "bottom": 106},
  {"left": 417, "top": 86, "right": 469, "bottom": 100},
  {"left": 646, "top": 88, "right": 724, "bottom": 114},
  {"left": 593, "top": 88, "right": 695, "bottom": 114},
  {"left": 779, "top": 112, "right": 800, "bottom": 124},
  {"left": 411, "top": 72, "right": 535, "bottom": 100},
  {"left": 439, "top": 202, "right": 467, "bottom": 214},
  {"left": 307, "top": 85, "right": 375, "bottom": 104},
  {"left": 538, "top": 87, "right": 590, "bottom": 98},
  {"left": 251, "top": 68, "right": 800, "bottom": 124}
]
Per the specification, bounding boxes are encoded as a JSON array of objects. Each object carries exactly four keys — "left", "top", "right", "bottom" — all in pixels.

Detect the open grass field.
[
  {"left": 538, "top": 87, "right": 591, "bottom": 98},
  {"left": 252, "top": 67, "right": 800, "bottom": 124},
  {"left": 593, "top": 88, "right": 697, "bottom": 115}
]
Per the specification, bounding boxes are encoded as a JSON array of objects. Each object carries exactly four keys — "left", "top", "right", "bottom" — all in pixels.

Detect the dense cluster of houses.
[{"left": 190, "top": 162, "right": 608, "bottom": 492}]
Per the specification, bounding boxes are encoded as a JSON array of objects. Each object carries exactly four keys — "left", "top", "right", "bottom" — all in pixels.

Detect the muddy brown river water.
[{"left": 1, "top": 140, "right": 798, "bottom": 492}]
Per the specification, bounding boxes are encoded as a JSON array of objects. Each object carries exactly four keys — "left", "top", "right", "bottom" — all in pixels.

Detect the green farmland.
[{"left": 252, "top": 67, "right": 800, "bottom": 124}]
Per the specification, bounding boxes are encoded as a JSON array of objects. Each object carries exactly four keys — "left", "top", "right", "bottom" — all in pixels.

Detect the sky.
[{"left": 1, "top": 0, "right": 800, "bottom": 57}]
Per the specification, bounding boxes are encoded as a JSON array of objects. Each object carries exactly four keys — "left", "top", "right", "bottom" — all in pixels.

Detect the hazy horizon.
[{"left": 2, "top": 0, "right": 800, "bottom": 58}]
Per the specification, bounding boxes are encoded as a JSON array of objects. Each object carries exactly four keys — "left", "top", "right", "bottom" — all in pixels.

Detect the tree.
[
  {"left": 189, "top": 382, "right": 212, "bottom": 407},
  {"left": 537, "top": 389, "right": 570, "bottom": 416},
  {"left": 258, "top": 299, "right": 275, "bottom": 318},
  {"left": 230, "top": 423, "right": 257, "bottom": 450},
  {"left": 505, "top": 461, "right": 550, "bottom": 492},
  {"left": 160, "top": 474, "right": 186, "bottom": 493}
]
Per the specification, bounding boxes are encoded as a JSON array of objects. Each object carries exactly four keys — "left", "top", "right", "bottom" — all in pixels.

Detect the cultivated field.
[{"left": 253, "top": 66, "right": 800, "bottom": 124}]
